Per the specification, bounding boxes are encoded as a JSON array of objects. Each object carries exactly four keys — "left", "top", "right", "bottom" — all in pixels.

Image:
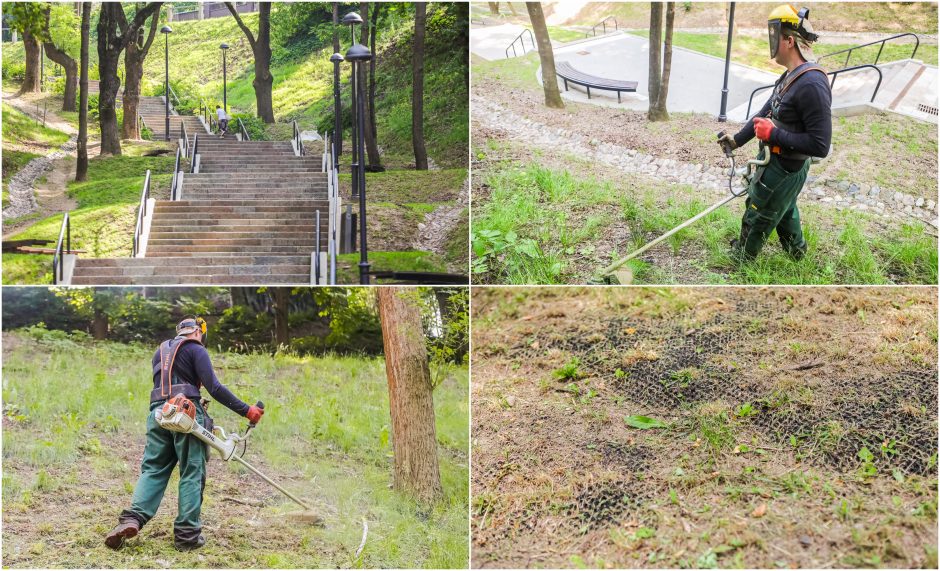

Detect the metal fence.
[{"left": 172, "top": 2, "right": 258, "bottom": 22}]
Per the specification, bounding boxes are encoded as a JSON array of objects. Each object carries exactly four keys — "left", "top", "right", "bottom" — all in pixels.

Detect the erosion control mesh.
[{"left": 505, "top": 302, "right": 937, "bottom": 477}]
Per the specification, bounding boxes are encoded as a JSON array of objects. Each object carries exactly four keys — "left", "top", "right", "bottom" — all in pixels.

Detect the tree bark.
[
  {"left": 96, "top": 2, "right": 163, "bottom": 156},
  {"left": 19, "top": 29, "right": 42, "bottom": 94},
  {"left": 332, "top": 2, "right": 343, "bottom": 155},
  {"left": 411, "top": 3, "right": 429, "bottom": 170},
  {"left": 487, "top": 2, "right": 500, "bottom": 15},
  {"left": 273, "top": 287, "right": 290, "bottom": 346},
  {"left": 377, "top": 287, "right": 443, "bottom": 506},
  {"left": 122, "top": 11, "right": 160, "bottom": 140},
  {"left": 362, "top": 2, "right": 383, "bottom": 171},
  {"left": 526, "top": 2, "right": 564, "bottom": 109},
  {"left": 226, "top": 3, "right": 275, "bottom": 123},
  {"left": 42, "top": 6, "right": 77, "bottom": 112},
  {"left": 647, "top": 2, "right": 673, "bottom": 122},
  {"left": 76, "top": 2, "right": 90, "bottom": 182},
  {"left": 92, "top": 305, "right": 108, "bottom": 340}
]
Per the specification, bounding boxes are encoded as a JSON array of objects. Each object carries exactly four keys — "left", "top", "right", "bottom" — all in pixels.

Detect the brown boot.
[{"left": 104, "top": 520, "right": 139, "bottom": 549}]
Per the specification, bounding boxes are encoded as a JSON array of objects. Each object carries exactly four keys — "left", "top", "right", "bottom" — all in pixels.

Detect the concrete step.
[
  {"left": 148, "top": 237, "right": 319, "bottom": 246},
  {"left": 75, "top": 255, "right": 310, "bottom": 267},
  {"left": 148, "top": 230, "right": 319, "bottom": 240},
  {"left": 146, "top": 245, "right": 317, "bottom": 254},
  {"left": 71, "top": 273, "right": 312, "bottom": 285},
  {"left": 73, "top": 263, "right": 310, "bottom": 278},
  {"left": 153, "top": 205, "right": 328, "bottom": 214},
  {"left": 150, "top": 223, "right": 318, "bottom": 232},
  {"left": 154, "top": 200, "right": 328, "bottom": 208}
]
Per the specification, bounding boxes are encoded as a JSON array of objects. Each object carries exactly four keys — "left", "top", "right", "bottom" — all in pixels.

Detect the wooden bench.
[{"left": 555, "top": 61, "right": 638, "bottom": 103}]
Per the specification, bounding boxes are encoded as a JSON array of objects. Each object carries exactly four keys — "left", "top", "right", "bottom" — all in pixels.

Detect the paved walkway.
[{"left": 538, "top": 32, "right": 778, "bottom": 116}]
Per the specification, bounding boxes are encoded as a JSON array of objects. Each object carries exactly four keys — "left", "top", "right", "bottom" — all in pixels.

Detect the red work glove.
[
  {"left": 753, "top": 117, "right": 774, "bottom": 142},
  {"left": 246, "top": 405, "right": 264, "bottom": 424}
]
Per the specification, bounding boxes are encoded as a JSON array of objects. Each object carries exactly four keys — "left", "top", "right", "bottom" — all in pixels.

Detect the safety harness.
[
  {"left": 151, "top": 337, "right": 203, "bottom": 403},
  {"left": 765, "top": 62, "right": 829, "bottom": 161}
]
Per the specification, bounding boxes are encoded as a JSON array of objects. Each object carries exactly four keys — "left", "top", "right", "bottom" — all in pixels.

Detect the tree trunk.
[
  {"left": 377, "top": 287, "right": 444, "bottom": 506},
  {"left": 507, "top": 2, "right": 518, "bottom": 16},
  {"left": 273, "top": 287, "right": 290, "bottom": 346},
  {"left": 362, "top": 2, "right": 383, "bottom": 171},
  {"left": 411, "top": 3, "right": 429, "bottom": 170},
  {"left": 488, "top": 2, "right": 500, "bottom": 15},
  {"left": 19, "top": 29, "right": 42, "bottom": 94},
  {"left": 227, "top": 2, "right": 275, "bottom": 123},
  {"left": 122, "top": 13, "right": 160, "bottom": 140},
  {"left": 647, "top": 2, "right": 663, "bottom": 122},
  {"left": 526, "top": 2, "right": 564, "bottom": 109},
  {"left": 42, "top": 6, "right": 78, "bottom": 112},
  {"left": 76, "top": 2, "right": 90, "bottom": 182},
  {"left": 647, "top": 2, "right": 672, "bottom": 122},
  {"left": 92, "top": 305, "right": 108, "bottom": 340},
  {"left": 332, "top": 2, "right": 343, "bottom": 155}
]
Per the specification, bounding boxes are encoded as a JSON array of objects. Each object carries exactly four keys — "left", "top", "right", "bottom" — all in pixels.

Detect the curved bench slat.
[{"left": 555, "top": 61, "right": 638, "bottom": 102}]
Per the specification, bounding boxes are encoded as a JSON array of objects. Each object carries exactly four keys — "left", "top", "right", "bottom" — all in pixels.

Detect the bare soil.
[{"left": 471, "top": 287, "right": 938, "bottom": 569}]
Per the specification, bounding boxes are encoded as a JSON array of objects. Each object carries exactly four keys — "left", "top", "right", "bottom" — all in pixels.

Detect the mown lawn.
[{"left": 2, "top": 328, "right": 469, "bottom": 568}]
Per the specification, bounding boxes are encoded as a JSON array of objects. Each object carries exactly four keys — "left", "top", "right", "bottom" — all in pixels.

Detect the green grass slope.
[
  {"left": 3, "top": 143, "right": 176, "bottom": 284},
  {"left": 2, "top": 328, "right": 469, "bottom": 568}
]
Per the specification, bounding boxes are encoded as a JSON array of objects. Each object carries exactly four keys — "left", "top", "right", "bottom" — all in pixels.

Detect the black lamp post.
[
  {"left": 343, "top": 12, "right": 372, "bottom": 285},
  {"left": 220, "top": 42, "right": 229, "bottom": 112},
  {"left": 330, "top": 52, "right": 344, "bottom": 164},
  {"left": 718, "top": 2, "right": 735, "bottom": 122},
  {"left": 161, "top": 25, "right": 172, "bottom": 141},
  {"left": 342, "top": 12, "right": 363, "bottom": 203}
]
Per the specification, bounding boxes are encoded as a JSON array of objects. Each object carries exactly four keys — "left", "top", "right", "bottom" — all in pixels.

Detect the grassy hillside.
[
  {"left": 3, "top": 143, "right": 176, "bottom": 284},
  {"left": 2, "top": 328, "right": 469, "bottom": 568},
  {"left": 2, "top": 102, "right": 72, "bottom": 208}
]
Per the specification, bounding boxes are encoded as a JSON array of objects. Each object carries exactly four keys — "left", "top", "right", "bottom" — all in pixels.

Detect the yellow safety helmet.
[{"left": 768, "top": 5, "right": 818, "bottom": 61}]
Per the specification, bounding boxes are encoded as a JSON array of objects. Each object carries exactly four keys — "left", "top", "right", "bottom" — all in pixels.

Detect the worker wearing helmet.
[
  {"left": 718, "top": 5, "right": 832, "bottom": 261},
  {"left": 104, "top": 317, "right": 264, "bottom": 551}
]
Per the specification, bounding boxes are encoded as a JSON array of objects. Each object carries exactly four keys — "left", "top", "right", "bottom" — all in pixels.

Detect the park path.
[{"left": 414, "top": 174, "right": 468, "bottom": 270}]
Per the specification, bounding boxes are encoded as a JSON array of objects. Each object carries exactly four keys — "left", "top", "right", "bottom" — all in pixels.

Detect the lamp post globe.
[
  {"left": 161, "top": 25, "right": 172, "bottom": 141},
  {"left": 220, "top": 42, "right": 230, "bottom": 112}
]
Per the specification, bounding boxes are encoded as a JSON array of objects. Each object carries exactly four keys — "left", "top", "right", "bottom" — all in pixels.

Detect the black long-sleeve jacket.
[
  {"left": 735, "top": 64, "right": 832, "bottom": 171},
  {"left": 151, "top": 340, "right": 250, "bottom": 416}
]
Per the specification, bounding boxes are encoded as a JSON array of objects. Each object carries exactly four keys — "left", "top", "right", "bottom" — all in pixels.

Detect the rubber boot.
[{"left": 104, "top": 517, "right": 141, "bottom": 549}]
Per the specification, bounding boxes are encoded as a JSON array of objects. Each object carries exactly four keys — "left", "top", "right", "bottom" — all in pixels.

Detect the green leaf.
[{"left": 625, "top": 415, "right": 667, "bottom": 429}]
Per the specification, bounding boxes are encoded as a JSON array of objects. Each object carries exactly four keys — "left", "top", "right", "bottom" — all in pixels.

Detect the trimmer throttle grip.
[
  {"left": 248, "top": 401, "right": 265, "bottom": 428},
  {"left": 716, "top": 131, "right": 734, "bottom": 158}
]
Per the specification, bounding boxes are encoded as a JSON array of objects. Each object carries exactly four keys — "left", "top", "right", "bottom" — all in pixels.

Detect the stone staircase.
[
  {"left": 69, "top": 135, "right": 331, "bottom": 285},
  {"left": 138, "top": 95, "right": 207, "bottom": 140}
]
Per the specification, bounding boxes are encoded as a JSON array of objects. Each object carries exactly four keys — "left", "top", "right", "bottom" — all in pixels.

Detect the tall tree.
[
  {"left": 7, "top": 3, "right": 46, "bottom": 95},
  {"left": 526, "top": 2, "right": 564, "bottom": 109},
  {"left": 96, "top": 2, "right": 163, "bottom": 155},
  {"left": 487, "top": 2, "right": 500, "bottom": 15},
  {"left": 332, "top": 2, "right": 343, "bottom": 155},
  {"left": 361, "top": 2, "right": 383, "bottom": 171},
  {"left": 273, "top": 288, "right": 290, "bottom": 346},
  {"left": 377, "top": 287, "right": 443, "bottom": 505},
  {"left": 122, "top": 8, "right": 161, "bottom": 139},
  {"left": 411, "top": 2, "right": 429, "bottom": 170},
  {"left": 647, "top": 2, "right": 675, "bottom": 122},
  {"left": 76, "top": 1, "right": 90, "bottom": 182},
  {"left": 226, "top": 2, "right": 275, "bottom": 123},
  {"left": 42, "top": 4, "right": 79, "bottom": 111}
]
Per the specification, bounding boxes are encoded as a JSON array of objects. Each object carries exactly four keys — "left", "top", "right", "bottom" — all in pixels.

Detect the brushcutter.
[
  {"left": 155, "top": 395, "right": 313, "bottom": 512},
  {"left": 593, "top": 133, "right": 771, "bottom": 284}
]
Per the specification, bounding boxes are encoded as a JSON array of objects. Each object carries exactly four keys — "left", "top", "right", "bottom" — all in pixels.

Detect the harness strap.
[
  {"left": 158, "top": 337, "right": 199, "bottom": 398},
  {"left": 777, "top": 63, "right": 828, "bottom": 98}
]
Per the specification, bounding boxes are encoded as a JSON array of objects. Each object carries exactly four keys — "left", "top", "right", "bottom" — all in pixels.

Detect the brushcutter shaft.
[
  {"left": 599, "top": 193, "right": 739, "bottom": 276},
  {"left": 232, "top": 455, "right": 312, "bottom": 511}
]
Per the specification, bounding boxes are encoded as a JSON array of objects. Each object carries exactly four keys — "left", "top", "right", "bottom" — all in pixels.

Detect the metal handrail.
[
  {"left": 315, "top": 210, "right": 321, "bottom": 284},
  {"left": 132, "top": 170, "right": 152, "bottom": 257},
  {"left": 170, "top": 146, "right": 183, "bottom": 200},
  {"left": 817, "top": 32, "right": 920, "bottom": 69},
  {"left": 190, "top": 133, "right": 199, "bottom": 173},
  {"left": 180, "top": 118, "right": 189, "bottom": 157},
  {"left": 292, "top": 120, "right": 305, "bottom": 156},
  {"left": 745, "top": 64, "right": 884, "bottom": 119},
  {"left": 237, "top": 117, "right": 250, "bottom": 141},
  {"left": 589, "top": 16, "right": 618, "bottom": 37},
  {"left": 167, "top": 83, "right": 181, "bottom": 108},
  {"left": 505, "top": 28, "right": 535, "bottom": 59},
  {"left": 51, "top": 212, "right": 70, "bottom": 285}
]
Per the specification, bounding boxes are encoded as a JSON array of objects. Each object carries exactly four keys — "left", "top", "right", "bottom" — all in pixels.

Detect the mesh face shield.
[{"left": 768, "top": 20, "right": 783, "bottom": 58}]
